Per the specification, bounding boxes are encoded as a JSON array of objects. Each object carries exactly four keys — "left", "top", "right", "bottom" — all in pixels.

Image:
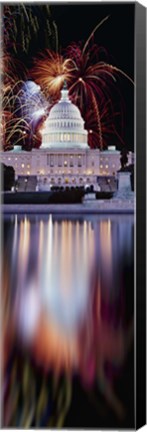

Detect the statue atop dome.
[
  {"left": 63, "top": 80, "right": 68, "bottom": 90},
  {"left": 60, "top": 80, "right": 69, "bottom": 102}
]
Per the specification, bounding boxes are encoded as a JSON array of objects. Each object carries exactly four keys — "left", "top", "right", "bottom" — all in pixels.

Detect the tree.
[{"left": 1, "top": 163, "right": 15, "bottom": 191}]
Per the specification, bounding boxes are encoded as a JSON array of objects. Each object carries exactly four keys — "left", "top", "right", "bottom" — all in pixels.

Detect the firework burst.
[
  {"left": 85, "top": 97, "right": 126, "bottom": 149},
  {"left": 3, "top": 4, "right": 58, "bottom": 55},
  {"left": 1, "top": 79, "right": 47, "bottom": 150},
  {"left": 31, "top": 16, "right": 133, "bottom": 149},
  {"left": 31, "top": 50, "right": 75, "bottom": 101},
  {"left": 66, "top": 34, "right": 133, "bottom": 148}
]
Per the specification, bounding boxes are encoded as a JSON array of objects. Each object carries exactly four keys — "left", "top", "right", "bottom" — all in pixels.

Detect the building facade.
[{"left": 0, "top": 83, "right": 133, "bottom": 191}]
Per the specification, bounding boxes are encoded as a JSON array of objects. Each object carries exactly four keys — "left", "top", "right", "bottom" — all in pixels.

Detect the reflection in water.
[{"left": 3, "top": 214, "right": 134, "bottom": 428}]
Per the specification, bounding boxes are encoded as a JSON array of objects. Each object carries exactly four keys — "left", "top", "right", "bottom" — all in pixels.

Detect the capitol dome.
[{"left": 41, "top": 82, "right": 88, "bottom": 149}]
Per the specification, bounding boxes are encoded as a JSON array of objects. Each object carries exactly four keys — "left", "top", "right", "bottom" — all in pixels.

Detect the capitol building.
[{"left": 0, "top": 82, "right": 133, "bottom": 191}]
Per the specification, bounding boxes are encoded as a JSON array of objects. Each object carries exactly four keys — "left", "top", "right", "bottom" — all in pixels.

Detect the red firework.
[
  {"left": 31, "top": 17, "right": 133, "bottom": 149},
  {"left": 63, "top": 16, "right": 133, "bottom": 148},
  {"left": 85, "top": 98, "right": 126, "bottom": 149},
  {"left": 31, "top": 49, "right": 75, "bottom": 102}
]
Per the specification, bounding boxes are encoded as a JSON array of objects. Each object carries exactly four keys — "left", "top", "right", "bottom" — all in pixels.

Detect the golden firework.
[{"left": 32, "top": 50, "right": 75, "bottom": 100}]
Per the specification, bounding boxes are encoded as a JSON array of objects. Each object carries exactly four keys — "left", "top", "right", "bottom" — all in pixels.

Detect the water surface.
[{"left": 3, "top": 214, "right": 134, "bottom": 428}]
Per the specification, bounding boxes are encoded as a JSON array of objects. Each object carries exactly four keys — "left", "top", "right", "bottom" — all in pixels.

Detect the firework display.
[
  {"left": 1, "top": 4, "right": 57, "bottom": 150},
  {"left": 1, "top": 3, "right": 146, "bottom": 431},
  {"left": 32, "top": 18, "right": 133, "bottom": 149},
  {"left": 3, "top": 4, "right": 58, "bottom": 55},
  {"left": 1, "top": 5, "right": 134, "bottom": 151}
]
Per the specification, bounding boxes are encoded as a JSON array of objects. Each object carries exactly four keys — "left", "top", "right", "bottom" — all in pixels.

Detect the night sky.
[
  {"left": 51, "top": 3, "right": 135, "bottom": 150},
  {"left": 6, "top": 2, "right": 135, "bottom": 150},
  {"left": 51, "top": 2, "right": 134, "bottom": 78}
]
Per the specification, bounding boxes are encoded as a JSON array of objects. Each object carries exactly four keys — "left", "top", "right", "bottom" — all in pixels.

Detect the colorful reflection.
[{"left": 3, "top": 214, "right": 134, "bottom": 428}]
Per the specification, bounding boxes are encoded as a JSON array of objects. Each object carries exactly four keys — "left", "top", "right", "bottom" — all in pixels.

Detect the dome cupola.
[{"left": 41, "top": 81, "right": 88, "bottom": 149}]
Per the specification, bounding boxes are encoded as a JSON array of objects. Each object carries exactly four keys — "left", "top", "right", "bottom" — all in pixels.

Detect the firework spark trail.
[
  {"left": 90, "top": 90, "right": 103, "bottom": 149},
  {"left": 3, "top": 4, "right": 58, "bottom": 54},
  {"left": 32, "top": 50, "right": 75, "bottom": 100},
  {"left": 0, "top": 54, "right": 28, "bottom": 89},
  {"left": 85, "top": 95, "right": 126, "bottom": 149},
  {"left": 31, "top": 20, "right": 133, "bottom": 149},
  {"left": 1, "top": 40, "right": 46, "bottom": 149},
  {"left": 2, "top": 9, "right": 134, "bottom": 150},
  {"left": 66, "top": 41, "right": 133, "bottom": 148},
  {"left": 2, "top": 86, "right": 30, "bottom": 150},
  {"left": 16, "top": 81, "right": 48, "bottom": 120},
  {"left": 83, "top": 15, "right": 110, "bottom": 54},
  {"left": 1, "top": 78, "right": 48, "bottom": 149}
]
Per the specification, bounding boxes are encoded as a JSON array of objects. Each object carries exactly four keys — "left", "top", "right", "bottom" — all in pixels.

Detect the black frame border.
[{"left": 135, "top": 2, "right": 146, "bottom": 429}]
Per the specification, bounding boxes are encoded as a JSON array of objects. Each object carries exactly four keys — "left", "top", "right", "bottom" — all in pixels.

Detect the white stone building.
[{"left": 0, "top": 83, "right": 133, "bottom": 191}]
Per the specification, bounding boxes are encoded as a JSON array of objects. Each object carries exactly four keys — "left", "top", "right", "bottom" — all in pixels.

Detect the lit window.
[
  {"left": 21, "top": 163, "right": 24, "bottom": 168},
  {"left": 15, "top": 157, "right": 17, "bottom": 161},
  {"left": 100, "top": 164, "right": 103, "bottom": 169},
  {"left": 27, "top": 171, "right": 30, "bottom": 175},
  {"left": 64, "top": 161, "right": 67, "bottom": 166},
  {"left": 27, "top": 164, "right": 30, "bottom": 168},
  {"left": 105, "top": 164, "right": 108, "bottom": 169},
  {"left": 70, "top": 156, "right": 73, "bottom": 163},
  {"left": 8, "top": 157, "right": 11, "bottom": 161}
]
